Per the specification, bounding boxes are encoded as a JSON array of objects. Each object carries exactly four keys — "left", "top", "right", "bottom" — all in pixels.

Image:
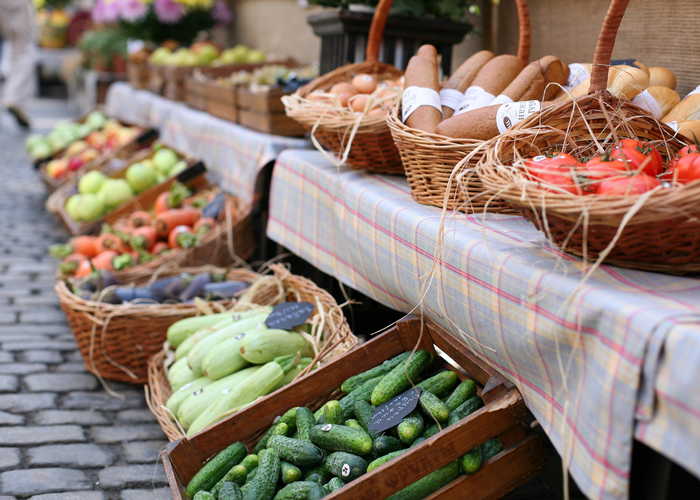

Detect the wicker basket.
[
  {"left": 145, "top": 263, "right": 358, "bottom": 441},
  {"left": 386, "top": 0, "right": 531, "bottom": 213},
  {"left": 477, "top": 0, "right": 698, "bottom": 274},
  {"left": 283, "top": 0, "right": 404, "bottom": 174},
  {"left": 56, "top": 266, "right": 268, "bottom": 385}
]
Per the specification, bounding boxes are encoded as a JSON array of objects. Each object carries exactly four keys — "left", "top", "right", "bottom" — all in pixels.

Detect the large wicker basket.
[
  {"left": 283, "top": 0, "right": 404, "bottom": 174},
  {"left": 56, "top": 266, "right": 268, "bottom": 385},
  {"left": 387, "top": 0, "right": 531, "bottom": 213},
  {"left": 145, "top": 263, "right": 358, "bottom": 441},
  {"left": 477, "top": 0, "right": 697, "bottom": 274}
]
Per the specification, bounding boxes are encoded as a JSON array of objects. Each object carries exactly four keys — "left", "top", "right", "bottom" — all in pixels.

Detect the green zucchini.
[
  {"left": 309, "top": 424, "right": 373, "bottom": 456},
  {"left": 340, "top": 352, "right": 411, "bottom": 393},
  {"left": 481, "top": 437, "right": 504, "bottom": 461},
  {"left": 272, "top": 481, "right": 324, "bottom": 500},
  {"left": 266, "top": 435, "right": 324, "bottom": 468},
  {"left": 211, "top": 465, "right": 247, "bottom": 496},
  {"left": 185, "top": 442, "right": 247, "bottom": 499},
  {"left": 167, "top": 357, "right": 191, "bottom": 384},
  {"left": 447, "top": 396, "right": 484, "bottom": 426},
  {"left": 271, "top": 358, "right": 313, "bottom": 391},
  {"left": 444, "top": 379, "right": 477, "bottom": 412},
  {"left": 200, "top": 333, "right": 254, "bottom": 380},
  {"left": 240, "top": 330, "right": 314, "bottom": 364},
  {"left": 194, "top": 492, "right": 215, "bottom": 500},
  {"left": 418, "top": 391, "right": 450, "bottom": 423},
  {"left": 295, "top": 407, "right": 315, "bottom": 441},
  {"left": 385, "top": 460, "right": 460, "bottom": 500},
  {"left": 242, "top": 448, "right": 279, "bottom": 500},
  {"left": 218, "top": 482, "right": 242, "bottom": 500},
  {"left": 366, "top": 449, "right": 405, "bottom": 472},
  {"left": 397, "top": 411, "right": 424, "bottom": 445},
  {"left": 167, "top": 311, "right": 251, "bottom": 348},
  {"left": 460, "top": 446, "right": 483, "bottom": 474},
  {"left": 323, "top": 477, "right": 345, "bottom": 493},
  {"left": 370, "top": 350, "right": 433, "bottom": 406},
  {"left": 165, "top": 377, "right": 214, "bottom": 419},
  {"left": 416, "top": 370, "right": 458, "bottom": 398},
  {"left": 323, "top": 401, "right": 344, "bottom": 425},
  {"left": 325, "top": 452, "right": 367, "bottom": 481},
  {"left": 169, "top": 367, "right": 199, "bottom": 393},
  {"left": 280, "top": 460, "right": 302, "bottom": 484},
  {"left": 338, "top": 375, "right": 384, "bottom": 419}
]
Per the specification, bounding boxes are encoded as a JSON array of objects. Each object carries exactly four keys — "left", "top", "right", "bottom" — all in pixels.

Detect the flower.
[
  {"left": 154, "top": 0, "right": 185, "bottom": 23},
  {"left": 213, "top": 0, "right": 232, "bottom": 26},
  {"left": 120, "top": 0, "right": 149, "bottom": 22},
  {"left": 92, "top": 0, "right": 122, "bottom": 23}
]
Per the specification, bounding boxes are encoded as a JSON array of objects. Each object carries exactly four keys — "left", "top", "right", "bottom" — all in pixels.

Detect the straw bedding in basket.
[{"left": 145, "top": 263, "right": 358, "bottom": 441}]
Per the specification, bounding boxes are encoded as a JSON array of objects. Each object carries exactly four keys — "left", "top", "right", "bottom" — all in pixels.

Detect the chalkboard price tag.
[
  {"left": 610, "top": 59, "right": 640, "bottom": 69},
  {"left": 264, "top": 302, "right": 314, "bottom": 330},
  {"left": 368, "top": 387, "right": 422, "bottom": 433}
]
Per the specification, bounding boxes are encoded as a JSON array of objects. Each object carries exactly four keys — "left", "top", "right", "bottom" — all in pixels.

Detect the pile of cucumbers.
[
  {"left": 165, "top": 307, "right": 318, "bottom": 436},
  {"left": 184, "top": 350, "right": 503, "bottom": 500}
]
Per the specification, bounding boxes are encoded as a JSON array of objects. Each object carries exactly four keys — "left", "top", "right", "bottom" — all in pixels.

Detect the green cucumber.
[
  {"left": 185, "top": 442, "right": 247, "bottom": 499},
  {"left": 366, "top": 449, "right": 405, "bottom": 472},
  {"left": 448, "top": 396, "right": 484, "bottom": 426},
  {"left": 244, "top": 467, "right": 258, "bottom": 484},
  {"left": 460, "top": 446, "right": 483, "bottom": 474},
  {"left": 418, "top": 391, "right": 450, "bottom": 422},
  {"left": 218, "top": 482, "right": 242, "bottom": 500},
  {"left": 444, "top": 379, "right": 477, "bottom": 412},
  {"left": 397, "top": 411, "right": 424, "bottom": 445},
  {"left": 240, "top": 454, "right": 258, "bottom": 472},
  {"left": 481, "top": 437, "right": 504, "bottom": 461},
  {"left": 167, "top": 312, "right": 250, "bottom": 349},
  {"left": 309, "top": 424, "right": 372, "bottom": 456},
  {"left": 323, "top": 477, "right": 345, "bottom": 493},
  {"left": 266, "top": 435, "right": 323, "bottom": 468},
  {"left": 370, "top": 350, "right": 433, "bottom": 406},
  {"left": 240, "top": 330, "right": 314, "bottom": 364},
  {"left": 211, "top": 464, "right": 247, "bottom": 496},
  {"left": 194, "top": 492, "right": 215, "bottom": 500},
  {"left": 323, "top": 400, "right": 344, "bottom": 425},
  {"left": 338, "top": 375, "right": 384, "bottom": 420},
  {"left": 188, "top": 362, "right": 284, "bottom": 436},
  {"left": 343, "top": 419, "right": 365, "bottom": 433},
  {"left": 165, "top": 377, "right": 214, "bottom": 419},
  {"left": 302, "top": 462, "right": 332, "bottom": 484},
  {"left": 242, "top": 448, "right": 279, "bottom": 500},
  {"left": 421, "top": 423, "right": 441, "bottom": 439},
  {"left": 280, "top": 461, "right": 302, "bottom": 484},
  {"left": 313, "top": 406, "right": 325, "bottom": 424},
  {"left": 340, "top": 352, "right": 411, "bottom": 393},
  {"left": 295, "top": 407, "right": 315, "bottom": 441},
  {"left": 353, "top": 401, "right": 379, "bottom": 440},
  {"left": 410, "top": 437, "right": 426, "bottom": 448},
  {"left": 254, "top": 421, "right": 288, "bottom": 454},
  {"left": 325, "top": 452, "right": 367, "bottom": 481},
  {"left": 275, "top": 407, "right": 300, "bottom": 434},
  {"left": 370, "top": 435, "right": 404, "bottom": 458},
  {"left": 273, "top": 481, "right": 324, "bottom": 500},
  {"left": 416, "top": 370, "right": 458, "bottom": 398},
  {"left": 386, "top": 460, "right": 460, "bottom": 500}
]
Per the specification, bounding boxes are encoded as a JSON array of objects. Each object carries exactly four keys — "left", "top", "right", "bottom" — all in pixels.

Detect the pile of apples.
[
  {"left": 306, "top": 73, "right": 404, "bottom": 117},
  {"left": 149, "top": 41, "right": 266, "bottom": 68},
  {"left": 65, "top": 146, "right": 187, "bottom": 223}
]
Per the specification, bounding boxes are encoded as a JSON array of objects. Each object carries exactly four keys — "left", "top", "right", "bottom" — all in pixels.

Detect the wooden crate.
[
  {"left": 237, "top": 87, "right": 304, "bottom": 136},
  {"left": 184, "top": 78, "right": 209, "bottom": 112},
  {"left": 127, "top": 61, "right": 149, "bottom": 90},
  {"left": 161, "top": 317, "right": 547, "bottom": 500},
  {"left": 148, "top": 64, "right": 167, "bottom": 95}
]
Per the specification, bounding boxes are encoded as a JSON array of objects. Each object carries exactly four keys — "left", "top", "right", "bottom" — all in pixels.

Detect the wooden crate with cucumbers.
[{"left": 161, "top": 316, "right": 547, "bottom": 500}]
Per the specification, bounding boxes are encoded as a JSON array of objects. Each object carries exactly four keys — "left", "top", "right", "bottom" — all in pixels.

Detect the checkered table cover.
[{"left": 266, "top": 149, "right": 700, "bottom": 500}]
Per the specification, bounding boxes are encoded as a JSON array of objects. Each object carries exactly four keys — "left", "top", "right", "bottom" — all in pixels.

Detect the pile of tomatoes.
[{"left": 522, "top": 138, "right": 700, "bottom": 196}]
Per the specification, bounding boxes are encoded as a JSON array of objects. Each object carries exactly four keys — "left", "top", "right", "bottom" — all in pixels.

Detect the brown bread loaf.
[
  {"left": 403, "top": 44, "right": 441, "bottom": 133},
  {"left": 537, "top": 55, "right": 567, "bottom": 100},
  {"left": 441, "top": 50, "right": 495, "bottom": 118},
  {"left": 500, "top": 62, "right": 545, "bottom": 102}
]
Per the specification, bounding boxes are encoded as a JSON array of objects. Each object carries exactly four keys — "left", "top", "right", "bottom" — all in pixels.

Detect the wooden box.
[
  {"left": 184, "top": 78, "right": 209, "bottom": 112},
  {"left": 148, "top": 64, "right": 167, "bottom": 95},
  {"left": 127, "top": 60, "right": 150, "bottom": 90},
  {"left": 161, "top": 317, "right": 547, "bottom": 500},
  {"left": 236, "top": 87, "right": 304, "bottom": 137}
]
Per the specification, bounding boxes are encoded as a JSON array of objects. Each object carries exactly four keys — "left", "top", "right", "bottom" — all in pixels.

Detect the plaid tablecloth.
[
  {"left": 104, "top": 82, "right": 307, "bottom": 211},
  {"left": 266, "top": 149, "right": 700, "bottom": 500}
]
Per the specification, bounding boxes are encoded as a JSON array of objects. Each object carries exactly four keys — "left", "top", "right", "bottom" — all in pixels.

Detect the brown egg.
[
  {"left": 369, "top": 108, "right": 388, "bottom": 117},
  {"left": 307, "top": 91, "right": 332, "bottom": 105},
  {"left": 380, "top": 79, "right": 397, "bottom": 88},
  {"left": 330, "top": 82, "right": 356, "bottom": 95},
  {"left": 350, "top": 94, "right": 372, "bottom": 112},
  {"left": 337, "top": 92, "right": 355, "bottom": 107},
  {"left": 376, "top": 87, "right": 398, "bottom": 100},
  {"left": 352, "top": 74, "right": 377, "bottom": 94}
]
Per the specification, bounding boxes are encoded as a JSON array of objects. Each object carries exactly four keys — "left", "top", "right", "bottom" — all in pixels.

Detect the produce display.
[
  {"left": 150, "top": 42, "right": 268, "bottom": 68},
  {"left": 212, "top": 64, "right": 319, "bottom": 94},
  {"left": 182, "top": 350, "right": 504, "bottom": 500},
  {"left": 50, "top": 183, "right": 225, "bottom": 274}
]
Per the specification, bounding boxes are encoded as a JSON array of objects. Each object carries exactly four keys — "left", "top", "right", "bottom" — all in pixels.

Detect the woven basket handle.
[
  {"left": 366, "top": 0, "right": 394, "bottom": 63},
  {"left": 515, "top": 0, "right": 531, "bottom": 65},
  {"left": 589, "top": 0, "right": 631, "bottom": 93}
]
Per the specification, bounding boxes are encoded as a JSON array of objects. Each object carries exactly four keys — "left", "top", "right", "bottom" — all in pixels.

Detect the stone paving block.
[
  {"left": 34, "top": 410, "right": 109, "bottom": 426},
  {"left": 0, "top": 375, "right": 18, "bottom": 393},
  {"left": 27, "top": 443, "right": 116, "bottom": 468},
  {"left": 0, "top": 496, "right": 17, "bottom": 500},
  {"left": 120, "top": 489, "right": 170, "bottom": 500},
  {"left": 18, "top": 310, "right": 69, "bottom": 325},
  {"left": 0, "top": 333, "right": 52, "bottom": 342},
  {"left": 0, "top": 411, "right": 25, "bottom": 425},
  {"left": 62, "top": 391, "right": 143, "bottom": 411},
  {"left": 25, "top": 373, "right": 98, "bottom": 392},
  {"left": 92, "top": 424, "right": 165, "bottom": 443},
  {"left": 122, "top": 440, "right": 168, "bottom": 463},
  {"left": 13, "top": 295, "right": 60, "bottom": 307},
  {"left": 0, "top": 312, "right": 17, "bottom": 324},
  {"left": 97, "top": 464, "right": 167, "bottom": 488},
  {"left": 0, "top": 352, "right": 13, "bottom": 363},
  {"left": 8, "top": 262, "right": 59, "bottom": 273},
  {"left": 116, "top": 409, "right": 158, "bottom": 423},
  {"left": 0, "top": 425, "right": 85, "bottom": 445},
  {"left": 2, "top": 341, "right": 77, "bottom": 351},
  {"left": 19, "top": 351, "right": 62, "bottom": 363},
  {"left": 0, "top": 363, "right": 47, "bottom": 374},
  {"left": 0, "top": 393, "right": 56, "bottom": 412},
  {"left": 63, "top": 351, "right": 85, "bottom": 362},
  {"left": 11, "top": 324, "right": 70, "bottom": 335},
  {"left": 1, "top": 469, "right": 91, "bottom": 496},
  {"left": 0, "top": 448, "right": 20, "bottom": 471},
  {"left": 29, "top": 493, "right": 105, "bottom": 500},
  {"left": 55, "top": 362, "right": 87, "bottom": 373}
]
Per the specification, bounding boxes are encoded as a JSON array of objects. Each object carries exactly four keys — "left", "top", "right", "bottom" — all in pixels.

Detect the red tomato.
[
  {"left": 524, "top": 155, "right": 583, "bottom": 195},
  {"left": 667, "top": 143, "right": 700, "bottom": 170},
  {"left": 610, "top": 139, "right": 663, "bottom": 177},
  {"left": 596, "top": 174, "right": 661, "bottom": 196},
  {"left": 582, "top": 155, "right": 628, "bottom": 193},
  {"left": 673, "top": 153, "right": 700, "bottom": 184}
]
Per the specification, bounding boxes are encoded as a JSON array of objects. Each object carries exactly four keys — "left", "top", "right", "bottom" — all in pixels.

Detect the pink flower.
[
  {"left": 92, "top": 0, "right": 121, "bottom": 23},
  {"left": 213, "top": 0, "right": 232, "bottom": 26},
  {"left": 154, "top": 0, "right": 184, "bottom": 24},
  {"left": 119, "top": 0, "right": 149, "bottom": 22}
]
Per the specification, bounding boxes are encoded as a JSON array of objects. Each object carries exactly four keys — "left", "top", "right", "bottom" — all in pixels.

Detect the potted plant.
[{"left": 77, "top": 27, "right": 129, "bottom": 73}]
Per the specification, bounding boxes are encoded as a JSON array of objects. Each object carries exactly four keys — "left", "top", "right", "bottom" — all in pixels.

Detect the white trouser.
[{"left": 0, "top": 0, "right": 36, "bottom": 108}]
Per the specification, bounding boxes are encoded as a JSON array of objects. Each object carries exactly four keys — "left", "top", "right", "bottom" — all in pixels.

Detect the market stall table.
[
  {"left": 104, "top": 82, "right": 308, "bottom": 210},
  {"left": 266, "top": 149, "right": 700, "bottom": 500}
]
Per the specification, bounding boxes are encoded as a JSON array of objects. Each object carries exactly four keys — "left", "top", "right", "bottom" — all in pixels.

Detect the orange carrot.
[
  {"left": 194, "top": 217, "right": 217, "bottom": 235},
  {"left": 60, "top": 253, "right": 87, "bottom": 276},
  {"left": 69, "top": 236, "right": 99, "bottom": 258},
  {"left": 155, "top": 208, "right": 201, "bottom": 238},
  {"left": 154, "top": 192, "right": 170, "bottom": 214},
  {"left": 74, "top": 259, "right": 93, "bottom": 278},
  {"left": 150, "top": 241, "right": 170, "bottom": 255},
  {"left": 128, "top": 210, "right": 152, "bottom": 228},
  {"left": 130, "top": 225, "right": 157, "bottom": 250},
  {"left": 168, "top": 225, "right": 197, "bottom": 249},
  {"left": 91, "top": 250, "right": 118, "bottom": 271},
  {"left": 95, "top": 233, "right": 125, "bottom": 254}
]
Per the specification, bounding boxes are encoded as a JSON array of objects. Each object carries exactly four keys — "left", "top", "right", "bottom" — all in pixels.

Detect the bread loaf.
[
  {"left": 648, "top": 67, "right": 676, "bottom": 90},
  {"left": 441, "top": 50, "right": 494, "bottom": 118},
  {"left": 538, "top": 55, "right": 567, "bottom": 100},
  {"left": 663, "top": 91, "right": 700, "bottom": 123},
  {"left": 608, "top": 66, "right": 649, "bottom": 100},
  {"left": 498, "top": 63, "right": 545, "bottom": 102},
  {"left": 453, "top": 55, "right": 524, "bottom": 115},
  {"left": 403, "top": 44, "right": 441, "bottom": 133},
  {"left": 645, "top": 86, "right": 680, "bottom": 116},
  {"left": 677, "top": 120, "right": 700, "bottom": 141}
]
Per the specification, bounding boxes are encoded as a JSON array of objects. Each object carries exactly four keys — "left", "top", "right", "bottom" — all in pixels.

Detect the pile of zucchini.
[
  {"left": 184, "top": 350, "right": 503, "bottom": 500},
  {"left": 165, "top": 307, "right": 318, "bottom": 436}
]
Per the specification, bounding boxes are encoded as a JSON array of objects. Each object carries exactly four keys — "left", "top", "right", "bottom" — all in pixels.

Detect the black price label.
[
  {"left": 368, "top": 387, "right": 422, "bottom": 433},
  {"left": 610, "top": 59, "right": 641, "bottom": 69},
  {"left": 264, "top": 302, "right": 314, "bottom": 330}
]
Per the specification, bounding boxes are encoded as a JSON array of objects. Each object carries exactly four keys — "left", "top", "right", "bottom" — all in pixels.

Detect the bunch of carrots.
[{"left": 50, "top": 184, "right": 224, "bottom": 277}]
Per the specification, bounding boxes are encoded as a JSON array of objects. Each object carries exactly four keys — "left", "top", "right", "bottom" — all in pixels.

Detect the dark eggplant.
[
  {"left": 114, "top": 287, "right": 170, "bottom": 303},
  {"left": 162, "top": 274, "right": 190, "bottom": 298},
  {"left": 202, "top": 193, "right": 225, "bottom": 219},
  {"left": 178, "top": 273, "right": 211, "bottom": 302},
  {"left": 202, "top": 281, "right": 249, "bottom": 299},
  {"left": 149, "top": 276, "right": 181, "bottom": 290}
]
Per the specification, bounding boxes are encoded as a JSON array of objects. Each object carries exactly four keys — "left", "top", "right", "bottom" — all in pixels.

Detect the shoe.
[{"left": 6, "top": 104, "right": 31, "bottom": 129}]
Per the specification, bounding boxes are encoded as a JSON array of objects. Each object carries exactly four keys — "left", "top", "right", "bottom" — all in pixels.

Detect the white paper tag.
[
  {"left": 496, "top": 100, "right": 542, "bottom": 134},
  {"left": 490, "top": 94, "right": 514, "bottom": 106},
  {"left": 402, "top": 87, "right": 442, "bottom": 123},
  {"left": 439, "top": 88, "right": 464, "bottom": 111},
  {"left": 127, "top": 39, "right": 145, "bottom": 55},
  {"left": 686, "top": 85, "right": 700, "bottom": 99},
  {"left": 567, "top": 63, "right": 590, "bottom": 89},
  {"left": 666, "top": 121, "right": 679, "bottom": 132},
  {"left": 632, "top": 89, "right": 663, "bottom": 119},
  {"left": 454, "top": 86, "right": 496, "bottom": 116}
]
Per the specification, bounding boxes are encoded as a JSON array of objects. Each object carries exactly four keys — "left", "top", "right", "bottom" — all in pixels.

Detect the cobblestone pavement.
[{"left": 0, "top": 101, "right": 171, "bottom": 500}]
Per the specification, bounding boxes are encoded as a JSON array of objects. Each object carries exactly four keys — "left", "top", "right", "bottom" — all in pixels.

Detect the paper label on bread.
[
  {"left": 666, "top": 121, "right": 680, "bottom": 132},
  {"left": 402, "top": 86, "right": 442, "bottom": 123},
  {"left": 687, "top": 85, "right": 700, "bottom": 99},
  {"left": 491, "top": 95, "right": 514, "bottom": 106},
  {"left": 454, "top": 86, "right": 496, "bottom": 116},
  {"left": 439, "top": 89, "right": 464, "bottom": 111},
  {"left": 496, "top": 100, "right": 541, "bottom": 134},
  {"left": 566, "top": 63, "right": 590, "bottom": 90},
  {"left": 632, "top": 89, "right": 663, "bottom": 119}
]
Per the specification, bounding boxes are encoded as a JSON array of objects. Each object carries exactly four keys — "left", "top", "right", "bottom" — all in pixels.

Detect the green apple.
[
  {"left": 150, "top": 47, "right": 172, "bottom": 65},
  {"left": 196, "top": 44, "right": 219, "bottom": 65},
  {"left": 78, "top": 170, "right": 107, "bottom": 194},
  {"left": 29, "top": 141, "right": 52, "bottom": 160},
  {"left": 125, "top": 162, "right": 158, "bottom": 192},
  {"left": 65, "top": 194, "right": 83, "bottom": 221},
  {"left": 25, "top": 134, "right": 44, "bottom": 150},
  {"left": 85, "top": 110, "right": 107, "bottom": 131},
  {"left": 97, "top": 179, "right": 134, "bottom": 209},
  {"left": 245, "top": 49, "right": 266, "bottom": 64},
  {"left": 152, "top": 148, "right": 179, "bottom": 175},
  {"left": 168, "top": 160, "right": 188, "bottom": 178},
  {"left": 74, "top": 193, "right": 105, "bottom": 222}
]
